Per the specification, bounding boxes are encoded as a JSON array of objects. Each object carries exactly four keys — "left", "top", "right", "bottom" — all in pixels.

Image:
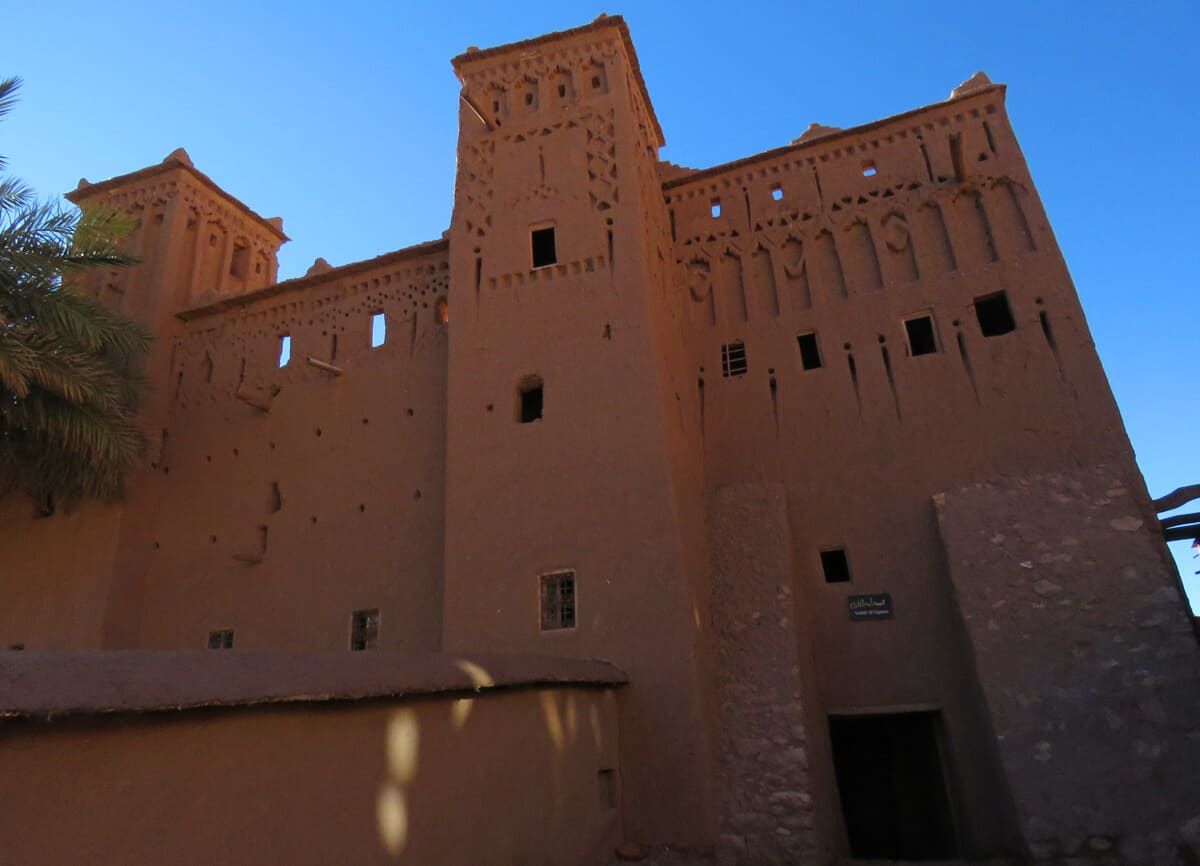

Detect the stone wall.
[
  {"left": 935, "top": 467, "right": 1200, "bottom": 865},
  {"left": 708, "top": 484, "right": 817, "bottom": 865}
]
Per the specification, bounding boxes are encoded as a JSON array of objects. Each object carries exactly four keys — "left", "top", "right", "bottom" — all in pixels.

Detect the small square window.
[
  {"left": 517, "top": 375, "right": 543, "bottom": 423},
  {"left": 278, "top": 334, "right": 291, "bottom": 367},
  {"left": 797, "top": 331, "right": 823, "bottom": 370},
  {"left": 540, "top": 571, "right": 576, "bottom": 631},
  {"left": 207, "top": 629, "right": 234, "bottom": 649},
  {"left": 820, "top": 548, "right": 851, "bottom": 583},
  {"left": 721, "top": 341, "right": 748, "bottom": 377},
  {"left": 771, "top": 187, "right": 784, "bottom": 201},
  {"left": 862, "top": 160, "right": 877, "bottom": 177},
  {"left": 711, "top": 200, "right": 722, "bottom": 218},
  {"left": 370, "top": 312, "right": 386, "bottom": 348},
  {"left": 904, "top": 314, "right": 939, "bottom": 356},
  {"left": 531, "top": 226, "right": 557, "bottom": 268},
  {"left": 974, "top": 291, "right": 1016, "bottom": 337},
  {"left": 351, "top": 608, "right": 379, "bottom": 651}
]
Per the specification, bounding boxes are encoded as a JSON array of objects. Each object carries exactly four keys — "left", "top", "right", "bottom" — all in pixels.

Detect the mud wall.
[{"left": 0, "top": 684, "right": 621, "bottom": 866}]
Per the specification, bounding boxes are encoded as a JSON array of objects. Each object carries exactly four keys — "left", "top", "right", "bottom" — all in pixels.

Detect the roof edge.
[
  {"left": 177, "top": 236, "right": 449, "bottom": 321},
  {"left": 67, "top": 156, "right": 289, "bottom": 243},
  {"left": 452, "top": 14, "right": 664, "bottom": 148},
  {"left": 662, "top": 83, "right": 1007, "bottom": 191},
  {"left": 0, "top": 649, "right": 628, "bottom": 720}
]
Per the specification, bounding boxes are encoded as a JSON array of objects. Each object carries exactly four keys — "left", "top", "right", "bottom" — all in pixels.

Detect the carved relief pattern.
[
  {"left": 663, "top": 102, "right": 1039, "bottom": 329},
  {"left": 583, "top": 110, "right": 618, "bottom": 211},
  {"left": 171, "top": 250, "right": 450, "bottom": 413},
  {"left": 457, "top": 138, "right": 495, "bottom": 240}
]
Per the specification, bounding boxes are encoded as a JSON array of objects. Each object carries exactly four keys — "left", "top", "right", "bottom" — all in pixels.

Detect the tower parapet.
[{"left": 67, "top": 148, "right": 287, "bottom": 319}]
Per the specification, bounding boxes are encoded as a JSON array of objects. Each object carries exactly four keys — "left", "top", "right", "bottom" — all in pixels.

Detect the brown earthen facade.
[{"left": 2, "top": 15, "right": 1198, "bottom": 866}]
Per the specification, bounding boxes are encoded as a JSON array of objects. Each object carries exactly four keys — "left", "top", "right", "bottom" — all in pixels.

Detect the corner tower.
[{"left": 441, "top": 17, "right": 718, "bottom": 849}]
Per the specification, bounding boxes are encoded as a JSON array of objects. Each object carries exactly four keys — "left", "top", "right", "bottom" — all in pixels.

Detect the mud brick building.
[{"left": 2, "top": 14, "right": 1198, "bottom": 866}]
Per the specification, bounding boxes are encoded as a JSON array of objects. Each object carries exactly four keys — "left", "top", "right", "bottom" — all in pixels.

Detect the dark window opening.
[
  {"left": 820, "top": 548, "right": 851, "bottom": 583},
  {"left": 904, "top": 315, "right": 939, "bottom": 356},
  {"left": 974, "top": 291, "right": 1016, "bottom": 336},
  {"left": 517, "top": 376, "right": 544, "bottom": 423},
  {"left": 721, "top": 342, "right": 748, "bottom": 378},
  {"left": 797, "top": 331, "right": 823, "bottom": 370},
  {"left": 540, "top": 571, "right": 576, "bottom": 630},
  {"left": 598, "top": 769, "right": 617, "bottom": 808},
  {"left": 350, "top": 608, "right": 379, "bottom": 651},
  {"left": 207, "top": 629, "right": 234, "bottom": 649},
  {"left": 829, "top": 712, "right": 958, "bottom": 860},
  {"left": 531, "top": 226, "right": 557, "bottom": 268}
]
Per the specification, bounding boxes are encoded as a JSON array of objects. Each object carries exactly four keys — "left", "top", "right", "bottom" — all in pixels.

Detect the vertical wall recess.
[
  {"left": 721, "top": 251, "right": 749, "bottom": 323},
  {"left": 880, "top": 342, "right": 901, "bottom": 420},
  {"left": 844, "top": 220, "right": 883, "bottom": 293},
  {"left": 881, "top": 213, "right": 919, "bottom": 283},
  {"left": 846, "top": 346, "right": 861, "bottom": 412},
  {"left": 782, "top": 239, "right": 813, "bottom": 310},
  {"left": 996, "top": 181, "right": 1036, "bottom": 253},
  {"left": 955, "top": 331, "right": 981, "bottom": 404},
  {"left": 917, "top": 202, "right": 957, "bottom": 274},
  {"left": 686, "top": 258, "right": 716, "bottom": 327},
  {"left": 814, "top": 230, "right": 846, "bottom": 302},
  {"left": 749, "top": 245, "right": 780, "bottom": 318},
  {"left": 1037, "top": 300, "right": 1065, "bottom": 380}
]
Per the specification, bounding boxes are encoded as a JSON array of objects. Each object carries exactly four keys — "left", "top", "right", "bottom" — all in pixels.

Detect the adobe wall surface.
[
  {"left": 0, "top": 497, "right": 122, "bottom": 649},
  {"left": 133, "top": 244, "right": 450, "bottom": 650},
  {"left": 441, "top": 21, "right": 719, "bottom": 849},
  {"left": 0, "top": 682, "right": 622, "bottom": 866},
  {"left": 935, "top": 468, "right": 1200, "bottom": 866}
]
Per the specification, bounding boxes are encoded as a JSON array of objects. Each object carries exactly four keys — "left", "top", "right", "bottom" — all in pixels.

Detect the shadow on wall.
[{"left": 375, "top": 659, "right": 619, "bottom": 861}]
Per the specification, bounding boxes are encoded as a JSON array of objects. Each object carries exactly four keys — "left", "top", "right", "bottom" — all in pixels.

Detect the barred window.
[
  {"left": 207, "top": 629, "right": 234, "bottom": 649},
  {"left": 721, "top": 341, "right": 748, "bottom": 377},
  {"left": 540, "top": 571, "right": 576, "bottom": 631}
]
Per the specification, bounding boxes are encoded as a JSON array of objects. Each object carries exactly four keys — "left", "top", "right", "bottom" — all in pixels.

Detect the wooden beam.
[
  {"left": 1152, "top": 484, "right": 1200, "bottom": 513},
  {"left": 306, "top": 355, "right": 343, "bottom": 376}
]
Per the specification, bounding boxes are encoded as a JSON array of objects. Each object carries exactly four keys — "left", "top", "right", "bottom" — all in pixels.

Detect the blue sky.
[{"left": 4, "top": 0, "right": 1197, "bottom": 596}]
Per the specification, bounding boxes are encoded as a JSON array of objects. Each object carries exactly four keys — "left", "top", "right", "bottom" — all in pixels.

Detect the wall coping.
[{"left": 0, "top": 650, "right": 627, "bottom": 720}]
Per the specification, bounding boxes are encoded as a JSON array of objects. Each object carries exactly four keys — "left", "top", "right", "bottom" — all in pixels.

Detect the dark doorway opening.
[{"left": 829, "top": 711, "right": 958, "bottom": 860}]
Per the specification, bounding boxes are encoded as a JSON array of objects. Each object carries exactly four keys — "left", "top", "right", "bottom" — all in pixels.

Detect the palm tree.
[{"left": 0, "top": 76, "right": 152, "bottom": 511}]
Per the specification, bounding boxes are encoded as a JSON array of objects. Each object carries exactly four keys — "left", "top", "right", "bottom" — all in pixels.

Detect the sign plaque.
[{"left": 848, "top": 593, "right": 893, "bottom": 621}]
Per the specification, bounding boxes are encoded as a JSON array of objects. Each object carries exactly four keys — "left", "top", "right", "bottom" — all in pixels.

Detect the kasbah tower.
[{"left": 2, "top": 14, "right": 1199, "bottom": 866}]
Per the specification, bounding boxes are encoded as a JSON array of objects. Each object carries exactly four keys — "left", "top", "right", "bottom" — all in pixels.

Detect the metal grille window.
[
  {"left": 350, "top": 608, "right": 379, "bottom": 651},
  {"left": 721, "top": 341, "right": 748, "bottom": 377},
  {"left": 540, "top": 571, "right": 576, "bottom": 631},
  {"left": 207, "top": 629, "right": 234, "bottom": 649}
]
